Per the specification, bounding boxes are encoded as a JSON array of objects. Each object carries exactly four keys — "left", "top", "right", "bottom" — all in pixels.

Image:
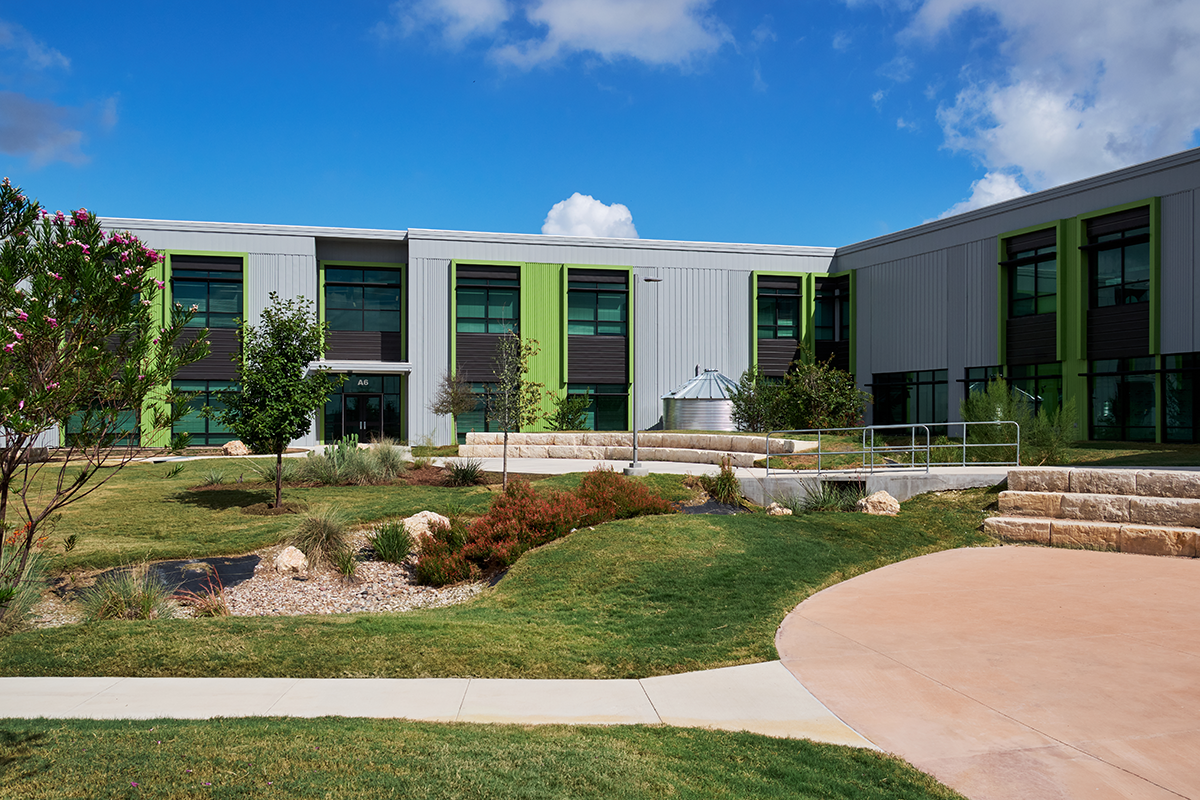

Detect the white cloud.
[
  {"left": 751, "top": 17, "right": 777, "bottom": 48},
  {"left": 382, "top": 0, "right": 731, "bottom": 68},
  {"left": 871, "top": 89, "right": 886, "bottom": 110},
  {"left": 938, "top": 171, "right": 1027, "bottom": 218},
  {"left": 375, "top": 0, "right": 512, "bottom": 44},
  {"left": 542, "top": 193, "right": 639, "bottom": 238},
  {"left": 0, "top": 91, "right": 87, "bottom": 167},
  {"left": 497, "top": 0, "right": 731, "bottom": 67},
  {"left": 0, "top": 20, "right": 69, "bottom": 71},
  {"left": 894, "top": 0, "right": 1200, "bottom": 195},
  {"left": 896, "top": 116, "right": 918, "bottom": 131},
  {"left": 832, "top": 31, "right": 852, "bottom": 51}
]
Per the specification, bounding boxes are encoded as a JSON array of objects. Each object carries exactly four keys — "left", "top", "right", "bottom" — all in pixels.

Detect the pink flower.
[
  {"left": 45, "top": 317, "right": 57, "bottom": 327},
  {"left": 48, "top": 382, "right": 59, "bottom": 389},
  {"left": 3, "top": 343, "right": 14, "bottom": 353},
  {"left": 138, "top": 374, "right": 145, "bottom": 380},
  {"left": 155, "top": 279, "right": 165, "bottom": 289},
  {"left": 50, "top": 272, "right": 62, "bottom": 280},
  {"left": 17, "top": 401, "right": 23, "bottom": 411},
  {"left": 16, "top": 310, "right": 27, "bottom": 321},
  {"left": 12, "top": 331, "right": 22, "bottom": 340}
]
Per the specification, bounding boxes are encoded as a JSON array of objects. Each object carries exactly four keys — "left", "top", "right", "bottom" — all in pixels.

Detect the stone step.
[
  {"left": 984, "top": 516, "right": 1198, "bottom": 557},
  {"left": 998, "top": 491, "right": 1200, "bottom": 526},
  {"left": 1008, "top": 468, "right": 1200, "bottom": 499},
  {"left": 462, "top": 431, "right": 801, "bottom": 456},
  {"left": 457, "top": 444, "right": 757, "bottom": 468}
]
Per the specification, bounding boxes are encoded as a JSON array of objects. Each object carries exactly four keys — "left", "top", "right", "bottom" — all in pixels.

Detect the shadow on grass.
[
  {"left": 0, "top": 729, "right": 49, "bottom": 778},
  {"left": 1067, "top": 441, "right": 1200, "bottom": 468},
  {"left": 170, "top": 487, "right": 275, "bottom": 511}
]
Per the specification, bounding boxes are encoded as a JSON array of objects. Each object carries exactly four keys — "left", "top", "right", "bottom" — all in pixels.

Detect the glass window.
[
  {"left": 1006, "top": 242, "right": 1057, "bottom": 319},
  {"left": 456, "top": 273, "right": 519, "bottom": 334},
  {"left": 325, "top": 266, "right": 403, "bottom": 332},
  {"left": 1089, "top": 357, "right": 1156, "bottom": 441},
  {"left": 173, "top": 380, "right": 237, "bottom": 446},
  {"left": 872, "top": 370, "right": 948, "bottom": 426},
  {"left": 1008, "top": 363, "right": 1062, "bottom": 414},
  {"left": 323, "top": 374, "right": 405, "bottom": 442},
  {"left": 568, "top": 278, "right": 627, "bottom": 336},
  {"left": 171, "top": 257, "right": 244, "bottom": 329},
  {"left": 757, "top": 283, "right": 802, "bottom": 340},
  {"left": 1163, "top": 353, "right": 1200, "bottom": 443},
  {"left": 1088, "top": 224, "right": 1151, "bottom": 308},
  {"left": 965, "top": 366, "right": 1002, "bottom": 396},
  {"left": 815, "top": 277, "right": 850, "bottom": 341},
  {"left": 568, "top": 384, "right": 629, "bottom": 431}
]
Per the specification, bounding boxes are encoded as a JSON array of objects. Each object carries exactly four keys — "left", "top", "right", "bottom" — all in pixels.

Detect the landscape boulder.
[
  {"left": 404, "top": 510, "right": 452, "bottom": 544},
  {"left": 223, "top": 440, "right": 252, "bottom": 456},
  {"left": 274, "top": 545, "right": 309, "bottom": 576},
  {"left": 766, "top": 502, "right": 793, "bottom": 516},
  {"left": 856, "top": 491, "right": 900, "bottom": 516}
]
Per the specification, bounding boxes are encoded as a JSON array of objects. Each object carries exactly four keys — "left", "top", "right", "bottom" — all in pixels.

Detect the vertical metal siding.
[
  {"left": 963, "top": 238, "right": 999, "bottom": 367},
  {"left": 408, "top": 258, "right": 453, "bottom": 444},
  {"left": 859, "top": 252, "right": 948, "bottom": 373},
  {"left": 1160, "top": 190, "right": 1194, "bottom": 353},
  {"left": 247, "top": 253, "right": 318, "bottom": 325},
  {"left": 854, "top": 270, "right": 873, "bottom": 420},
  {"left": 945, "top": 245, "right": 968, "bottom": 422}
]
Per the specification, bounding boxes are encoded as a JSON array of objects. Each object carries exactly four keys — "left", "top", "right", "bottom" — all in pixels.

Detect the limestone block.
[
  {"left": 273, "top": 546, "right": 308, "bottom": 576},
  {"left": 999, "top": 490, "right": 1063, "bottom": 518},
  {"left": 1135, "top": 470, "right": 1200, "bottom": 499},
  {"left": 1058, "top": 492, "right": 1130, "bottom": 523},
  {"left": 516, "top": 445, "right": 550, "bottom": 459},
  {"left": 607, "top": 447, "right": 633, "bottom": 461},
  {"left": 1007, "top": 468, "right": 1071, "bottom": 493},
  {"left": 984, "top": 517, "right": 1051, "bottom": 544},
  {"left": 728, "top": 452, "right": 755, "bottom": 468},
  {"left": 1069, "top": 468, "right": 1137, "bottom": 496},
  {"left": 1129, "top": 497, "right": 1200, "bottom": 528},
  {"left": 1050, "top": 520, "right": 1121, "bottom": 551},
  {"left": 222, "top": 440, "right": 251, "bottom": 456},
  {"left": 657, "top": 433, "right": 686, "bottom": 449},
  {"left": 463, "top": 432, "right": 501, "bottom": 446},
  {"left": 856, "top": 491, "right": 900, "bottom": 516},
  {"left": 765, "top": 437, "right": 793, "bottom": 455},
  {"left": 456, "top": 445, "right": 488, "bottom": 458},
  {"left": 518, "top": 433, "right": 548, "bottom": 446},
  {"left": 546, "top": 446, "right": 576, "bottom": 459},
  {"left": 1119, "top": 525, "right": 1198, "bottom": 557}
]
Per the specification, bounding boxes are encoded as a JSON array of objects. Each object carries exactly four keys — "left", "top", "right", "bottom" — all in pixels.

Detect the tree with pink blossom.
[{"left": 0, "top": 178, "right": 209, "bottom": 625}]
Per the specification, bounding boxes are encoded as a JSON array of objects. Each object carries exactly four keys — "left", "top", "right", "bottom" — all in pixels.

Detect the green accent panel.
[
  {"left": 750, "top": 273, "right": 759, "bottom": 369},
  {"left": 1057, "top": 217, "right": 1088, "bottom": 440},
  {"left": 147, "top": 250, "right": 248, "bottom": 448},
  {"left": 845, "top": 269, "right": 858, "bottom": 374},
  {"left": 820, "top": 269, "right": 856, "bottom": 373},
  {"left": 521, "top": 262, "right": 566, "bottom": 432}
]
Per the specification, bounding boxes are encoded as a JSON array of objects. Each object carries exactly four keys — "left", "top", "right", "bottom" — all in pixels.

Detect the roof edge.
[
  {"left": 407, "top": 228, "right": 837, "bottom": 257},
  {"left": 100, "top": 217, "right": 410, "bottom": 241}
]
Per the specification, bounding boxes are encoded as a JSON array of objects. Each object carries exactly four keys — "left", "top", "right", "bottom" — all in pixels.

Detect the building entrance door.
[{"left": 342, "top": 394, "right": 383, "bottom": 440}]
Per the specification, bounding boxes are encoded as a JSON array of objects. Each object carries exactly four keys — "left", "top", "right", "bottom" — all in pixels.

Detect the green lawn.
[
  {"left": 0, "top": 488, "right": 991, "bottom": 679},
  {"left": 0, "top": 718, "right": 967, "bottom": 800},
  {"left": 40, "top": 461, "right": 687, "bottom": 572}
]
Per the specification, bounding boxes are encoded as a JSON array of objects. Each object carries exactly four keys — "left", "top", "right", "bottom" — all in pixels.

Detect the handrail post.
[{"left": 817, "top": 429, "right": 822, "bottom": 473}]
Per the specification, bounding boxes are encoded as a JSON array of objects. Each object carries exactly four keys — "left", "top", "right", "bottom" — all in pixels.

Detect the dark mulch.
[
  {"left": 680, "top": 498, "right": 743, "bottom": 515},
  {"left": 240, "top": 501, "right": 308, "bottom": 516}
]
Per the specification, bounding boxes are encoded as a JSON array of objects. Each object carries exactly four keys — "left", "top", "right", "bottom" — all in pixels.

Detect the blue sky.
[{"left": 2, "top": 1, "right": 1198, "bottom": 247}]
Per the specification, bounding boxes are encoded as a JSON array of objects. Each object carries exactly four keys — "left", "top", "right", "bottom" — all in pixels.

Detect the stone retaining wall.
[
  {"left": 459, "top": 432, "right": 803, "bottom": 468},
  {"left": 985, "top": 468, "right": 1200, "bottom": 557}
]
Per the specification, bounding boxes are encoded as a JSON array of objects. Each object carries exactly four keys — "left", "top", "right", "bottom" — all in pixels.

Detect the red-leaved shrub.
[{"left": 414, "top": 467, "right": 674, "bottom": 584}]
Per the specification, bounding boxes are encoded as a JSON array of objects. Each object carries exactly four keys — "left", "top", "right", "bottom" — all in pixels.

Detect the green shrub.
[
  {"left": 793, "top": 481, "right": 867, "bottom": 513},
  {"left": 290, "top": 506, "right": 350, "bottom": 569},
  {"left": 414, "top": 524, "right": 477, "bottom": 586},
  {"left": 331, "top": 545, "right": 359, "bottom": 580},
  {"left": 545, "top": 390, "right": 590, "bottom": 431},
  {"left": 574, "top": 467, "right": 674, "bottom": 521},
  {"left": 731, "top": 353, "right": 871, "bottom": 433},
  {"left": 446, "top": 458, "right": 485, "bottom": 487},
  {"left": 369, "top": 520, "right": 414, "bottom": 564},
  {"left": 0, "top": 545, "right": 46, "bottom": 632},
  {"left": 80, "top": 566, "right": 177, "bottom": 621},
  {"left": 1026, "top": 397, "right": 1077, "bottom": 465},
  {"left": 370, "top": 442, "right": 408, "bottom": 480},
  {"left": 960, "top": 377, "right": 1030, "bottom": 463},
  {"left": 199, "top": 467, "right": 226, "bottom": 486},
  {"left": 698, "top": 458, "right": 743, "bottom": 506},
  {"left": 298, "top": 450, "right": 339, "bottom": 485}
]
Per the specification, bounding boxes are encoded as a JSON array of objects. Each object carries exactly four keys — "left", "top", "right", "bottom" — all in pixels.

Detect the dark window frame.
[
  {"left": 567, "top": 277, "right": 628, "bottom": 337},
  {"left": 756, "top": 280, "right": 802, "bottom": 341},
  {"left": 456, "top": 271, "right": 520, "bottom": 335},
  {"left": 1082, "top": 209, "right": 1151, "bottom": 309},
  {"left": 324, "top": 266, "right": 404, "bottom": 333},
  {"left": 170, "top": 255, "right": 244, "bottom": 329},
  {"left": 815, "top": 277, "right": 850, "bottom": 342}
]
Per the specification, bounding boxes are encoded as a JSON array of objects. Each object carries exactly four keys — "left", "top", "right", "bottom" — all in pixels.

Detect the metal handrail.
[{"left": 764, "top": 421, "right": 1021, "bottom": 476}]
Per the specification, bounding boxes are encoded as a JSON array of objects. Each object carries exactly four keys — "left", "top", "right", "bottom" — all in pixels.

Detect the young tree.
[
  {"left": 545, "top": 389, "right": 590, "bottom": 432},
  {"left": 429, "top": 370, "right": 477, "bottom": 442},
  {"left": 210, "top": 293, "right": 344, "bottom": 507},
  {"left": 0, "top": 178, "right": 209, "bottom": 623},
  {"left": 487, "top": 333, "right": 543, "bottom": 489}
]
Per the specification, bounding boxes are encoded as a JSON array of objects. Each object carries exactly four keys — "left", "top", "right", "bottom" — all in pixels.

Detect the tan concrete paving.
[
  {"left": 777, "top": 545, "right": 1200, "bottom": 800},
  {"left": 0, "top": 664, "right": 868, "bottom": 747}
]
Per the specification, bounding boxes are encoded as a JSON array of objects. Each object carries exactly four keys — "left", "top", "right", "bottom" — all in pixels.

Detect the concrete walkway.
[
  {"left": 777, "top": 546, "right": 1200, "bottom": 800},
  {"left": 0, "top": 661, "right": 871, "bottom": 747}
]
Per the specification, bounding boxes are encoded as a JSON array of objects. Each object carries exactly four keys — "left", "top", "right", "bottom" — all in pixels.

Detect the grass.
[
  {"left": 0, "top": 489, "right": 992, "bottom": 679},
  {"left": 0, "top": 718, "right": 967, "bottom": 800}
]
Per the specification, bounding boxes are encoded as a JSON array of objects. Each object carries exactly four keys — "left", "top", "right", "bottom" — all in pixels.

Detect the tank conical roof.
[{"left": 661, "top": 369, "right": 738, "bottom": 400}]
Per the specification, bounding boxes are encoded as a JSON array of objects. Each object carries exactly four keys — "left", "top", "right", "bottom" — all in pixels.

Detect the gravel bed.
[{"left": 28, "top": 530, "right": 486, "bottom": 627}]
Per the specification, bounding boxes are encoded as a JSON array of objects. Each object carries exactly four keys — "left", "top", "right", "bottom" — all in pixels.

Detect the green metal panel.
[
  {"left": 750, "top": 272, "right": 759, "bottom": 369},
  {"left": 1058, "top": 217, "right": 1088, "bottom": 441},
  {"left": 522, "top": 262, "right": 566, "bottom": 431},
  {"left": 562, "top": 264, "right": 633, "bottom": 428},
  {"left": 751, "top": 270, "right": 813, "bottom": 368}
]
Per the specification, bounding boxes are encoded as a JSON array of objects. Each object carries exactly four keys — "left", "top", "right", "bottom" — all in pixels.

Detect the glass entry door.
[{"left": 342, "top": 394, "right": 383, "bottom": 440}]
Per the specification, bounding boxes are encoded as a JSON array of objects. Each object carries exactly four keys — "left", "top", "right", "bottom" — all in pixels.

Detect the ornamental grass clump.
[
  {"left": 697, "top": 458, "right": 743, "bottom": 506},
  {"left": 174, "top": 573, "right": 230, "bottom": 618},
  {"left": 290, "top": 506, "right": 350, "bottom": 569},
  {"left": 445, "top": 458, "right": 485, "bottom": 487},
  {"left": 368, "top": 520, "right": 414, "bottom": 564},
  {"left": 80, "top": 565, "right": 177, "bottom": 621}
]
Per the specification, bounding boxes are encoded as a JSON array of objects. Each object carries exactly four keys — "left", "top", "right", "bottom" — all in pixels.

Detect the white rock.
[
  {"left": 274, "top": 545, "right": 308, "bottom": 575},
  {"left": 767, "top": 502, "right": 793, "bottom": 516},
  {"left": 404, "top": 511, "right": 451, "bottom": 540},
  {"left": 223, "top": 440, "right": 252, "bottom": 456},
  {"left": 856, "top": 491, "right": 900, "bottom": 516}
]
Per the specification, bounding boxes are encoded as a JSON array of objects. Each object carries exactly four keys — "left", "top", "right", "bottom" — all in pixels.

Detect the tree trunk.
[
  {"left": 502, "top": 429, "right": 509, "bottom": 490},
  {"left": 275, "top": 451, "right": 283, "bottom": 508}
]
